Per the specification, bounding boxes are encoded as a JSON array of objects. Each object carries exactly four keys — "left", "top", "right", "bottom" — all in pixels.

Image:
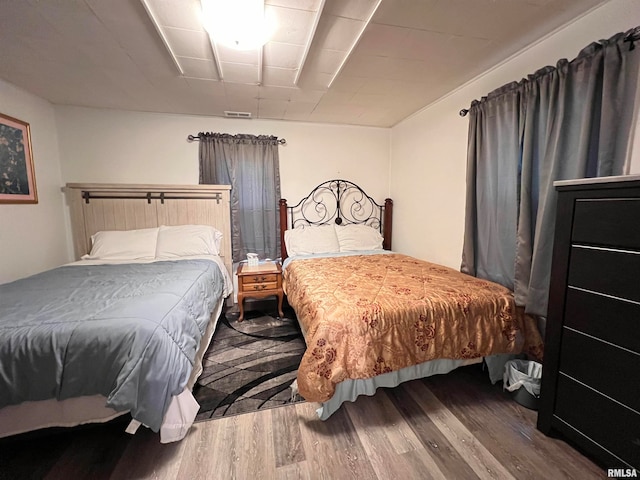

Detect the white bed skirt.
[
  {"left": 0, "top": 295, "right": 226, "bottom": 443},
  {"left": 292, "top": 356, "right": 485, "bottom": 421}
]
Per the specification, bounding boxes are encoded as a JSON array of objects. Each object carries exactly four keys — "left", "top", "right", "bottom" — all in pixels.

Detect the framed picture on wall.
[{"left": 0, "top": 112, "right": 37, "bottom": 204}]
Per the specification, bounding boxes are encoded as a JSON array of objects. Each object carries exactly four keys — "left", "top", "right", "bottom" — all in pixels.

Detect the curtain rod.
[
  {"left": 459, "top": 26, "right": 640, "bottom": 119},
  {"left": 187, "top": 134, "right": 286, "bottom": 144}
]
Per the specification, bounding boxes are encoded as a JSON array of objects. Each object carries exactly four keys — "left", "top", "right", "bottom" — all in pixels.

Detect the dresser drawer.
[
  {"left": 241, "top": 273, "right": 279, "bottom": 285},
  {"left": 565, "top": 288, "right": 640, "bottom": 353},
  {"left": 572, "top": 198, "right": 640, "bottom": 250},
  {"left": 554, "top": 374, "right": 640, "bottom": 468},
  {"left": 568, "top": 246, "right": 640, "bottom": 302},
  {"left": 559, "top": 328, "right": 640, "bottom": 411}
]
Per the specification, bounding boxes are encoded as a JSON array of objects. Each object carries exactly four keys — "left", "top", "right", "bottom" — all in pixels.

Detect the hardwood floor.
[{"left": 0, "top": 364, "right": 604, "bottom": 480}]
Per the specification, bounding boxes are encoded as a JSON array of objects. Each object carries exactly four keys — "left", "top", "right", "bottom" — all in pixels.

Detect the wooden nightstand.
[{"left": 236, "top": 262, "right": 284, "bottom": 321}]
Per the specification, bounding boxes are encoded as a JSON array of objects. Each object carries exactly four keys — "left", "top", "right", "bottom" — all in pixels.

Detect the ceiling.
[{"left": 0, "top": 0, "right": 606, "bottom": 128}]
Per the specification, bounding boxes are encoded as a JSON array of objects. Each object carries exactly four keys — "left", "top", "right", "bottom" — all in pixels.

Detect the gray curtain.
[
  {"left": 199, "top": 133, "right": 281, "bottom": 262},
  {"left": 462, "top": 27, "right": 640, "bottom": 320}
]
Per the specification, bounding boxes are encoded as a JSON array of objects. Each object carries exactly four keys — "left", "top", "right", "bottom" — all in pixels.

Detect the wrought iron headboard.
[{"left": 278, "top": 179, "right": 393, "bottom": 260}]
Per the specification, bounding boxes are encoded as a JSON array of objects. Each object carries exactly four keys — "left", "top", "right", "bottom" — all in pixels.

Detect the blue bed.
[{"left": 0, "top": 257, "right": 229, "bottom": 440}]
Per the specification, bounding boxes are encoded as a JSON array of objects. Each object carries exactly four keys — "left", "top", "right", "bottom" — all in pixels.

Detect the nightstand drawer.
[
  {"left": 244, "top": 281, "right": 278, "bottom": 292},
  {"left": 242, "top": 273, "right": 278, "bottom": 285}
]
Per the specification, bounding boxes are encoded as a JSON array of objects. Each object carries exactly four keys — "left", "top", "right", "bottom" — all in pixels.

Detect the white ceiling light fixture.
[{"left": 201, "top": 0, "right": 276, "bottom": 51}]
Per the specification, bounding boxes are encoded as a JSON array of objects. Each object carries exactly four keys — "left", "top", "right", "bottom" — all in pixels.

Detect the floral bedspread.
[{"left": 283, "top": 253, "right": 543, "bottom": 403}]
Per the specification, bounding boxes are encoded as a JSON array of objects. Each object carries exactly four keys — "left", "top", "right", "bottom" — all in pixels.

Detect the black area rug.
[{"left": 194, "top": 307, "right": 306, "bottom": 421}]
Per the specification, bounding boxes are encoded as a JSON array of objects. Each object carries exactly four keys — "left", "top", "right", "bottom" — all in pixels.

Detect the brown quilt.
[{"left": 283, "top": 253, "right": 544, "bottom": 403}]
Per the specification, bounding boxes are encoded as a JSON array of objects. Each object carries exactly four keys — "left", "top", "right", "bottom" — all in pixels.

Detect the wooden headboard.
[
  {"left": 278, "top": 179, "right": 393, "bottom": 260},
  {"left": 65, "top": 183, "right": 233, "bottom": 279}
]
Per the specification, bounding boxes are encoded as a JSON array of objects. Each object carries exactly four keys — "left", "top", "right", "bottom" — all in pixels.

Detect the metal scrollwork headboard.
[{"left": 279, "top": 179, "right": 393, "bottom": 259}]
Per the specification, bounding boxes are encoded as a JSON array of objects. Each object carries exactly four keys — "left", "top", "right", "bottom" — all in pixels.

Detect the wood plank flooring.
[{"left": 0, "top": 364, "right": 605, "bottom": 480}]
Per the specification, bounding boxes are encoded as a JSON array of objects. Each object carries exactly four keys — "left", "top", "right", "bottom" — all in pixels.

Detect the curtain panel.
[
  {"left": 199, "top": 133, "right": 282, "bottom": 262},
  {"left": 462, "top": 27, "right": 640, "bottom": 322}
]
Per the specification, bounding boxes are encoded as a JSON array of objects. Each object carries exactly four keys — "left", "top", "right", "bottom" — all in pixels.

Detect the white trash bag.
[{"left": 503, "top": 359, "right": 542, "bottom": 397}]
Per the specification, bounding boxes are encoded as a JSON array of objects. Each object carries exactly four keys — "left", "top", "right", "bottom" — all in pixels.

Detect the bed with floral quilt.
[{"left": 278, "top": 180, "right": 543, "bottom": 419}]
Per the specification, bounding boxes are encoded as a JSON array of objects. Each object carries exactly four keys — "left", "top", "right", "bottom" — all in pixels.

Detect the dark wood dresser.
[{"left": 537, "top": 175, "right": 640, "bottom": 470}]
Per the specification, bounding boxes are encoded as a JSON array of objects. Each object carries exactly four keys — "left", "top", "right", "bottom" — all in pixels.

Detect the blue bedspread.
[{"left": 0, "top": 259, "right": 225, "bottom": 432}]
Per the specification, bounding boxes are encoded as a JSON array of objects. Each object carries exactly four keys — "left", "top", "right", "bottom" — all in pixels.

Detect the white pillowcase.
[
  {"left": 335, "top": 224, "right": 384, "bottom": 251},
  {"left": 284, "top": 224, "right": 340, "bottom": 257},
  {"left": 155, "top": 224, "right": 223, "bottom": 258},
  {"left": 84, "top": 227, "right": 159, "bottom": 260}
]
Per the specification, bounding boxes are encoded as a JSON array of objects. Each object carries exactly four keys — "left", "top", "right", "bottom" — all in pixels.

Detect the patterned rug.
[{"left": 194, "top": 307, "right": 306, "bottom": 421}]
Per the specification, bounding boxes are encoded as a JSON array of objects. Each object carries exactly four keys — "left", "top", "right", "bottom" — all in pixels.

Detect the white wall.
[
  {"left": 0, "top": 79, "right": 68, "bottom": 284},
  {"left": 55, "top": 107, "right": 391, "bottom": 211},
  {"left": 390, "top": 0, "right": 640, "bottom": 269},
  {"left": 4, "top": 0, "right": 638, "bottom": 283}
]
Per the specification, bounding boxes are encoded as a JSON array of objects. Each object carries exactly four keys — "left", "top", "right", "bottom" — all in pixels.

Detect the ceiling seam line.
[
  {"left": 327, "top": 0, "right": 384, "bottom": 89},
  {"left": 294, "top": 0, "right": 327, "bottom": 86},
  {"left": 139, "top": 0, "right": 185, "bottom": 75}
]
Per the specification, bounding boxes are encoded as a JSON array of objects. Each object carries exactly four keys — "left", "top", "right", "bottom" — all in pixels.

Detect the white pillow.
[
  {"left": 335, "top": 224, "right": 384, "bottom": 251},
  {"left": 284, "top": 224, "right": 340, "bottom": 257},
  {"left": 84, "top": 227, "right": 159, "bottom": 260},
  {"left": 155, "top": 224, "right": 223, "bottom": 258}
]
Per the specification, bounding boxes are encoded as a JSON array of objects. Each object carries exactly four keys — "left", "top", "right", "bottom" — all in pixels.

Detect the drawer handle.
[
  {"left": 253, "top": 284, "right": 267, "bottom": 291},
  {"left": 253, "top": 275, "right": 267, "bottom": 282}
]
